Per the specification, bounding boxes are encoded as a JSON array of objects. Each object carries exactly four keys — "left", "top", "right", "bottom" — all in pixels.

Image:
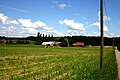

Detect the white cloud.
[
  {"left": 52, "top": 30, "right": 64, "bottom": 36},
  {"left": 18, "top": 19, "right": 36, "bottom": 28},
  {"left": 51, "top": 0, "right": 58, "bottom": 4},
  {"left": 90, "top": 22, "right": 99, "bottom": 28},
  {"left": 84, "top": 32, "right": 99, "bottom": 37},
  {"left": 58, "top": 4, "right": 66, "bottom": 9},
  {"left": 34, "top": 21, "right": 47, "bottom": 28},
  {"left": 66, "top": 30, "right": 86, "bottom": 36},
  {"left": 21, "top": 27, "right": 38, "bottom": 35},
  {"left": 93, "top": 32, "right": 98, "bottom": 35},
  {"left": 0, "top": 26, "right": 21, "bottom": 37},
  {"left": 59, "top": 19, "right": 85, "bottom": 30},
  {"left": 58, "top": 3, "right": 71, "bottom": 9},
  {"left": 89, "top": 11, "right": 110, "bottom": 34},
  {"left": 0, "top": 13, "right": 18, "bottom": 24},
  {"left": 10, "top": 20, "right": 18, "bottom": 24},
  {"left": 34, "top": 21, "right": 60, "bottom": 35},
  {"left": 0, "top": 13, "right": 9, "bottom": 24},
  {"left": 103, "top": 16, "right": 111, "bottom": 21},
  {"left": 103, "top": 25, "right": 109, "bottom": 32},
  {"left": 0, "top": 13, "right": 64, "bottom": 37},
  {"left": 83, "top": 17, "right": 89, "bottom": 25},
  {"left": 18, "top": 19, "right": 49, "bottom": 29},
  {"left": 98, "top": 11, "right": 100, "bottom": 20},
  {"left": 51, "top": 1, "right": 71, "bottom": 9},
  {"left": 98, "top": 11, "right": 111, "bottom": 21},
  {"left": 67, "top": 30, "right": 79, "bottom": 34},
  {"left": 18, "top": 18, "right": 63, "bottom": 36},
  {"left": 67, "top": 30, "right": 79, "bottom": 36},
  {"left": 90, "top": 22, "right": 108, "bottom": 32}
]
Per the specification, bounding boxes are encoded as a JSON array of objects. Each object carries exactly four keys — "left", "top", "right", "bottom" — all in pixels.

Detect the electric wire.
[{"left": 104, "top": 0, "right": 113, "bottom": 37}]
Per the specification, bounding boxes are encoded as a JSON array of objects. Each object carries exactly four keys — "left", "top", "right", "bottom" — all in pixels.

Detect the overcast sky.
[{"left": 0, "top": 0, "right": 120, "bottom": 37}]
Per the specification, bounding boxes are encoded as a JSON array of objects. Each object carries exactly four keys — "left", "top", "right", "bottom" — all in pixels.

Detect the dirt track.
[{"left": 115, "top": 49, "right": 120, "bottom": 80}]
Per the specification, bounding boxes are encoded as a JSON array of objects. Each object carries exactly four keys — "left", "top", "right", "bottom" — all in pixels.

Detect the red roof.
[{"left": 74, "top": 42, "right": 84, "bottom": 46}]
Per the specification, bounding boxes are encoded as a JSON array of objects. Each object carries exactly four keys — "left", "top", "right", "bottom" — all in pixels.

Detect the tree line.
[{"left": 0, "top": 32, "right": 120, "bottom": 47}]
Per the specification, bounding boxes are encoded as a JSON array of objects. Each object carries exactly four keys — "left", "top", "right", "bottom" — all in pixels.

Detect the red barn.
[{"left": 72, "top": 42, "right": 84, "bottom": 47}]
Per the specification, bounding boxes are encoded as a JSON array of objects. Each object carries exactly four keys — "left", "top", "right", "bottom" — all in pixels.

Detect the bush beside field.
[
  {"left": 0, "top": 45, "right": 118, "bottom": 80},
  {"left": 117, "top": 45, "right": 120, "bottom": 51}
]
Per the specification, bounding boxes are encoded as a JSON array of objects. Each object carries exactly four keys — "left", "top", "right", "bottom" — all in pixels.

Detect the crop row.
[{"left": 0, "top": 45, "right": 118, "bottom": 80}]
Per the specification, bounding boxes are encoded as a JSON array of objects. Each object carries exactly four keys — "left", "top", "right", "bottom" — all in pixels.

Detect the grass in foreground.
[{"left": 0, "top": 45, "right": 118, "bottom": 80}]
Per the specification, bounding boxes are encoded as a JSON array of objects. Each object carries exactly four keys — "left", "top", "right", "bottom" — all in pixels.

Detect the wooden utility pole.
[
  {"left": 113, "top": 37, "right": 114, "bottom": 47},
  {"left": 100, "top": 0, "right": 104, "bottom": 70}
]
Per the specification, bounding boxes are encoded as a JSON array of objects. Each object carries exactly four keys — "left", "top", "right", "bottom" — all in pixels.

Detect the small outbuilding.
[
  {"left": 72, "top": 42, "right": 84, "bottom": 47},
  {"left": 0, "top": 39, "right": 6, "bottom": 44},
  {"left": 54, "top": 42, "right": 61, "bottom": 47},
  {"left": 42, "top": 41, "right": 61, "bottom": 47},
  {"left": 42, "top": 42, "right": 54, "bottom": 46}
]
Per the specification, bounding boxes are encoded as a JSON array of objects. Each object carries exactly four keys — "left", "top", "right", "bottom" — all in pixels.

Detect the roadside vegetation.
[{"left": 0, "top": 45, "right": 118, "bottom": 80}]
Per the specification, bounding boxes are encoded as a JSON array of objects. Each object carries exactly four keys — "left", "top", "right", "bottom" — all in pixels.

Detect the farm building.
[
  {"left": 42, "top": 42, "right": 54, "bottom": 46},
  {"left": 0, "top": 39, "right": 6, "bottom": 44},
  {"left": 54, "top": 42, "right": 61, "bottom": 46},
  {"left": 72, "top": 42, "right": 84, "bottom": 47},
  {"left": 42, "top": 41, "right": 61, "bottom": 47}
]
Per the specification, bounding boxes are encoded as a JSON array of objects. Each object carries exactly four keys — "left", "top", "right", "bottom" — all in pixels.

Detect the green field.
[{"left": 0, "top": 45, "right": 118, "bottom": 80}]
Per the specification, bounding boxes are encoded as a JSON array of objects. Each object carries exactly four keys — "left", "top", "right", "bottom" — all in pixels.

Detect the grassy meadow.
[{"left": 0, "top": 45, "right": 118, "bottom": 80}]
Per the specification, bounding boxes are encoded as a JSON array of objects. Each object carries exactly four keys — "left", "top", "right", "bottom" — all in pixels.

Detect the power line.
[
  {"left": 104, "top": 0, "right": 115, "bottom": 47},
  {"left": 104, "top": 0, "right": 113, "bottom": 37}
]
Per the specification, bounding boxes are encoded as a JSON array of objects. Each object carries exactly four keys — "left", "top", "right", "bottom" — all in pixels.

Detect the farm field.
[{"left": 0, "top": 45, "right": 118, "bottom": 80}]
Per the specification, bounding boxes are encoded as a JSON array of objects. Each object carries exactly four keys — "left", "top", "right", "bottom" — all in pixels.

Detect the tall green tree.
[
  {"left": 60, "top": 37, "right": 69, "bottom": 47},
  {"left": 64, "top": 38, "right": 69, "bottom": 47},
  {"left": 36, "top": 32, "right": 42, "bottom": 45},
  {"left": 37, "top": 32, "right": 40, "bottom": 40}
]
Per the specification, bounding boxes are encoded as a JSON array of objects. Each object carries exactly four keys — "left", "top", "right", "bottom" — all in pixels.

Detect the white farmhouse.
[{"left": 42, "top": 42, "right": 54, "bottom": 46}]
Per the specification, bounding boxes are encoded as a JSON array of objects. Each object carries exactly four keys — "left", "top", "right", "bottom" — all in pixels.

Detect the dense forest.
[{"left": 0, "top": 32, "right": 120, "bottom": 47}]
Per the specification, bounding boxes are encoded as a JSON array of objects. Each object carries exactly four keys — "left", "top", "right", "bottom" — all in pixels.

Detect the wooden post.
[{"left": 100, "top": 0, "right": 104, "bottom": 71}]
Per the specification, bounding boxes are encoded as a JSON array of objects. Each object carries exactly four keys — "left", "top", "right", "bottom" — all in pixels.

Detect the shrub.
[
  {"left": 117, "top": 45, "right": 120, "bottom": 51},
  {"left": 60, "top": 41, "right": 66, "bottom": 47}
]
